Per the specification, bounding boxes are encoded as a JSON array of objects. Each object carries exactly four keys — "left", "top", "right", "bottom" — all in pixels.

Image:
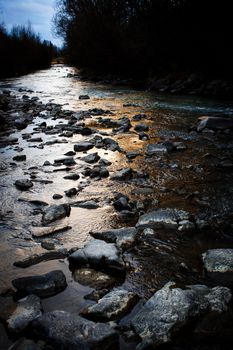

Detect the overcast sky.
[{"left": 0, "top": 0, "right": 63, "bottom": 47}]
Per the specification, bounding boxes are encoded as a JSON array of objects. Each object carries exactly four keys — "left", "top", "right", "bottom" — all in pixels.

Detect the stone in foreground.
[
  {"left": 7, "top": 295, "right": 42, "bottom": 333},
  {"left": 69, "top": 239, "right": 125, "bottom": 274},
  {"left": 14, "top": 249, "right": 67, "bottom": 268},
  {"left": 90, "top": 227, "right": 137, "bottom": 249},
  {"left": 74, "top": 142, "right": 94, "bottom": 152},
  {"left": 81, "top": 289, "right": 138, "bottom": 321},
  {"left": 12, "top": 270, "right": 67, "bottom": 298},
  {"left": 42, "top": 204, "right": 71, "bottom": 225},
  {"left": 202, "top": 249, "right": 233, "bottom": 273},
  {"left": 136, "top": 208, "right": 190, "bottom": 230},
  {"left": 131, "top": 282, "right": 231, "bottom": 349},
  {"left": 32, "top": 310, "right": 118, "bottom": 350},
  {"left": 197, "top": 116, "right": 233, "bottom": 131},
  {"left": 14, "top": 179, "right": 33, "bottom": 191}
]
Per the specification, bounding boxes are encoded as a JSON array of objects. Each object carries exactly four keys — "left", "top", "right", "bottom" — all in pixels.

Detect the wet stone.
[
  {"left": 13, "top": 248, "right": 67, "bottom": 268},
  {"left": 13, "top": 155, "right": 26, "bottom": 162},
  {"left": 14, "top": 179, "right": 33, "bottom": 191},
  {"left": 73, "top": 268, "right": 117, "bottom": 289},
  {"left": 202, "top": 249, "right": 233, "bottom": 273},
  {"left": 42, "top": 204, "right": 71, "bottom": 225},
  {"left": 65, "top": 188, "right": 78, "bottom": 197},
  {"left": 74, "top": 142, "right": 94, "bottom": 152},
  {"left": 131, "top": 282, "right": 232, "bottom": 348},
  {"left": 146, "top": 141, "right": 176, "bottom": 155},
  {"left": 79, "top": 94, "right": 90, "bottom": 100},
  {"left": 136, "top": 208, "right": 190, "bottom": 230},
  {"left": 81, "top": 152, "right": 100, "bottom": 164},
  {"left": 63, "top": 173, "right": 80, "bottom": 180},
  {"left": 71, "top": 200, "right": 99, "bottom": 209},
  {"left": 134, "top": 123, "right": 149, "bottom": 132},
  {"left": 91, "top": 227, "right": 137, "bottom": 249},
  {"left": 12, "top": 270, "right": 67, "bottom": 298},
  {"left": 7, "top": 295, "right": 42, "bottom": 333},
  {"left": 52, "top": 193, "right": 63, "bottom": 199},
  {"left": 32, "top": 310, "right": 118, "bottom": 350},
  {"left": 81, "top": 289, "right": 138, "bottom": 321},
  {"left": 7, "top": 338, "right": 42, "bottom": 350},
  {"left": 197, "top": 116, "right": 233, "bottom": 131},
  {"left": 69, "top": 239, "right": 125, "bottom": 274},
  {"left": 110, "top": 168, "right": 133, "bottom": 181}
]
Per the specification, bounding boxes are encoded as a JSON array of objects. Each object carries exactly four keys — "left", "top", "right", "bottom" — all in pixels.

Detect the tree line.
[
  {"left": 0, "top": 23, "right": 58, "bottom": 78},
  {"left": 54, "top": 0, "right": 233, "bottom": 80}
]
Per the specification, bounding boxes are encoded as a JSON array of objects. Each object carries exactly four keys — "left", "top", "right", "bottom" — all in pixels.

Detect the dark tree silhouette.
[
  {"left": 0, "top": 23, "right": 58, "bottom": 78},
  {"left": 54, "top": 0, "right": 233, "bottom": 80}
]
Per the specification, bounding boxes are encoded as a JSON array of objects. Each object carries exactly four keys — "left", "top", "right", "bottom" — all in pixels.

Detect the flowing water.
[{"left": 1, "top": 65, "right": 233, "bottom": 347}]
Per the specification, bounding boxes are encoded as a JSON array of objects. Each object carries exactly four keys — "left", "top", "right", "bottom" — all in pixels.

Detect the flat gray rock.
[
  {"left": 90, "top": 227, "right": 137, "bottom": 249},
  {"left": 42, "top": 204, "right": 71, "bottom": 225},
  {"left": 131, "top": 282, "right": 231, "bottom": 349},
  {"left": 14, "top": 249, "right": 67, "bottom": 268},
  {"left": 202, "top": 249, "right": 233, "bottom": 273},
  {"left": 81, "top": 289, "right": 138, "bottom": 321},
  {"left": 146, "top": 141, "right": 175, "bottom": 156},
  {"left": 69, "top": 239, "right": 125, "bottom": 274},
  {"left": 197, "top": 116, "right": 233, "bottom": 131},
  {"left": 136, "top": 208, "right": 190, "bottom": 230},
  {"left": 7, "top": 295, "right": 42, "bottom": 333},
  {"left": 12, "top": 270, "right": 67, "bottom": 298},
  {"left": 32, "top": 310, "right": 118, "bottom": 350}
]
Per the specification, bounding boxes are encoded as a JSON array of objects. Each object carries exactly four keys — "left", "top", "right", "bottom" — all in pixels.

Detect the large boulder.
[
  {"left": 90, "top": 227, "right": 137, "bottom": 249},
  {"left": 32, "top": 310, "right": 118, "bottom": 350},
  {"left": 131, "top": 282, "right": 231, "bottom": 349},
  {"left": 197, "top": 116, "right": 233, "bottom": 131},
  {"left": 136, "top": 208, "right": 190, "bottom": 230},
  {"left": 12, "top": 270, "right": 67, "bottom": 298},
  {"left": 42, "top": 204, "right": 71, "bottom": 225},
  {"left": 81, "top": 289, "right": 138, "bottom": 321},
  {"left": 69, "top": 239, "right": 125, "bottom": 274},
  {"left": 7, "top": 295, "right": 42, "bottom": 333}
]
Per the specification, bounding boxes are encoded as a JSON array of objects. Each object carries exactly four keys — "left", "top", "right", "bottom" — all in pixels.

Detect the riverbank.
[{"left": 1, "top": 65, "right": 233, "bottom": 349}]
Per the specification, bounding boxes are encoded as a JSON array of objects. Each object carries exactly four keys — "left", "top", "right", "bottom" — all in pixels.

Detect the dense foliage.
[
  {"left": 0, "top": 23, "right": 57, "bottom": 78},
  {"left": 54, "top": 0, "right": 232, "bottom": 80}
]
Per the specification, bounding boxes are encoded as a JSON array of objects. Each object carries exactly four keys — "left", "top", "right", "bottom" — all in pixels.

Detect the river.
[{"left": 1, "top": 64, "right": 233, "bottom": 349}]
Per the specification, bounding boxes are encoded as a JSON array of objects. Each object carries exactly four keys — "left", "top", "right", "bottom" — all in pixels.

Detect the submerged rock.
[
  {"left": 71, "top": 200, "right": 99, "bottom": 209},
  {"left": 90, "top": 227, "right": 137, "bottom": 249},
  {"left": 13, "top": 155, "right": 26, "bottom": 162},
  {"left": 12, "top": 270, "right": 67, "bottom": 298},
  {"left": 197, "top": 116, "right": 233, "bottom": 131},
  {"left": 7, "top": 295, "right": 42, "bottom": 333},
  {"left": 69, "top": 239, "right": 125, "bottom": 274},
  {"left": 81, "top": 289, "right": 138, "bottom": 321},
  {"left": 202, "top": 249, "right": 233, "bottom": 273},
  {"left": 73, "top": 268, "right": 117, "bottom": 289},
  {"left": 13, "top": 249, "right": 67, "bottom": 268},
  {"left": 42, "top": 204, "right": 71, "bottom": 225},
  {"left": 32, "top": 310, "right": 118, "bottom": 350},
  {"left": 131, "top": 282, "right": 232, "bottom": 349},
  {"left": 136, "top": 208, "right": 190, "bottom": 230},
  {"left": 14, "top": 179, "right": 33, "bottom": 191}
]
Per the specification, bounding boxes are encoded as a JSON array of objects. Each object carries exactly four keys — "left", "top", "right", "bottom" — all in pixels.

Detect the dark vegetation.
[
  {"left": 54, "top": 0, "right": 233, "bottom": 82},
  {"left": 0, "top": 23, "right": 58, "bottom": 78}
]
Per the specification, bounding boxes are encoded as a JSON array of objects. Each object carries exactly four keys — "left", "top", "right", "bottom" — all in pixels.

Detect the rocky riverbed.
[{"left": 1, "top": 65, "right": 233, "bottom": 349}]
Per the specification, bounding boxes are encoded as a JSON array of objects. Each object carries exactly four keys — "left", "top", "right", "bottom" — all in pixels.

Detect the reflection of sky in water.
[{"left": 1, "top": 64, "right": 233, "bottom": 116}]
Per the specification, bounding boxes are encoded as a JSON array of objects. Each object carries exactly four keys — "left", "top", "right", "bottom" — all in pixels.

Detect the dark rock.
[
  {"left": 197, "top": 116, "right": 233, "bottom": 131},
  {"left": 131, "top": 282, "right": 232, "bottom": 348},
  {"left": 112, "top": 197, "right": 131, "bottom": 212},
  {"left": 110, "top": 168, "right": 133, "bottom": 181},
  {"left": 71, "top": 200, "right": 99, "bottom": 209},
  {"left": 64, "top": 151, "right": 76, "bottom": 156},
  {"left": 146, "top": 141, "right": 176, "bottom": 155},
  {"left": 102, "top": 138, "right": 121, "bottom": 152},
  {"left": 13, "top": 155, "right": 26, "bottom": 162},
  {"left": 134, "top": 124, "right": 149, "bottom": 132},
  {"left": 84, "top": 289, "right": 109, "bottom": 302},
  {"left": 90, "top": 166, "right": 109, "bottom": 179},
  {"left": 69, "top": 239, "right": 125, "bottom": 274},
  {"left": 81, "top": 289, "right": 138, "bottom": 321},
  {"left": 132, "top": 114, "right": 147, "bottom": 121},
  {"left": 42, "top": 204, "right": 71, "bottom": 225},
  {"left": 99, "top": 158, "right": 112, "bottom": 167},
  {"left": 14, "top": 179, "right": 33, "bottom": 191},
  {"left": 32, "top": 224, "right": 71, "bottom": 238},
  {"left": 90, "top": 227, "right": 137, "bottom": 249},
  {"left": 7, "top": 295, "right": 42, "bottom": 333},
  {"left": 52, "top": 194, "right": 63, "bottom": 199},
  {"left": 126, "top": 151, "right": 140, "bottom": 160},
  {"left": 64, "top": 173, "right": 80, "bottom": 180},
  {"left": 29, "top": 138, "right": 43, "bottom": 143},
  {"left": 14, "top": 249, "right": 67, "bottom": 268},
  {"left": 7, "top": 338, "right": 42, "bottom": 350},
  {"left": 32, "top": 310, "right": 118, "bottom": 350},
  {"left": 12, "top": 270, "right": 67, "bottom": 298},
  {"left": 136, "top": 208, "right": 190, "bottom": 230},
  {"left": 81, "top": 152, "right": 100, "bottom": 164},
  {"left": 202, "top": 249, "right": 233, "bottom": 285},
  {"left": 74, "top": 142, "right": 94, "bottom": 152},
  {"left": 15, "top": 119, "right": 28, "bottom": 130},
  {"left": 65, "top": 188, "right": 78, "bottom": 197},
  {"left": 138, "top": 132, "right": 149, "bottom": 140},
  {"left": 0, "top": 322, "right": 12, "bottom": 349},
  {"left": 54, "top": 156, "right": 75, "bottom": 165},
  {"left": 79, "top": 95, "right": 90, "bottom": 100},
  {"left": 73, "top": 268, "right": 117, "bottom": 289}
]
